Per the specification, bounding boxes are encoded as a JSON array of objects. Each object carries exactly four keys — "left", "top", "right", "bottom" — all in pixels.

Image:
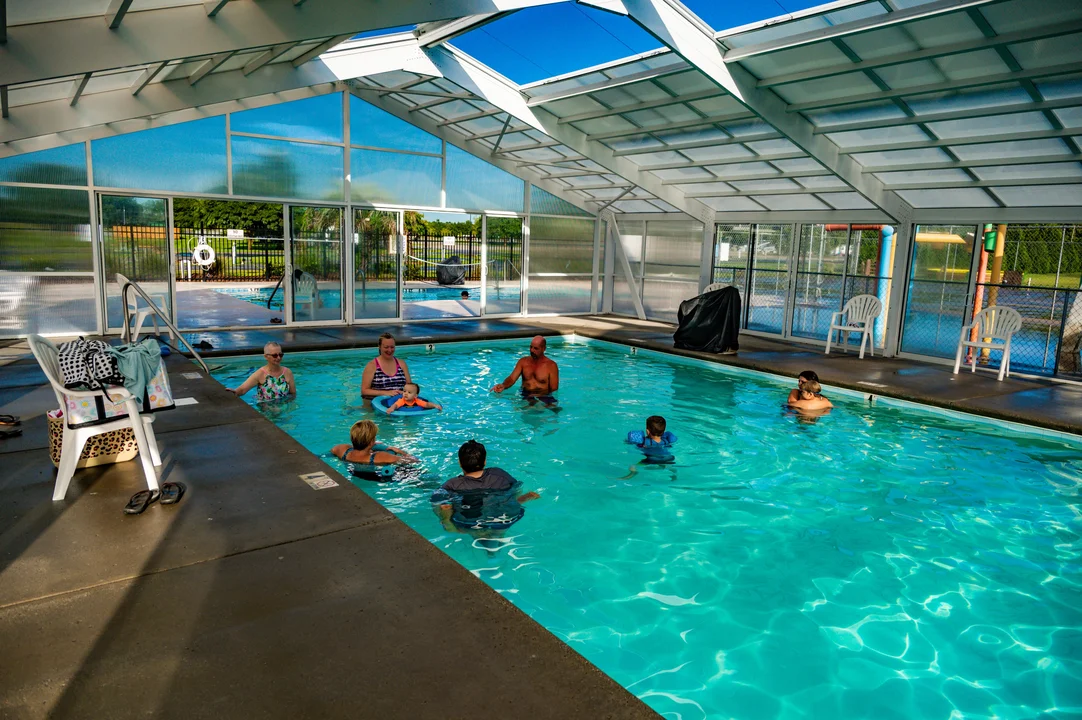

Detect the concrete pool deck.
[
  {"left": 2, "top": 314, "right": 1080, "bottom": 717},
  {"left": 0, "top": 347, "right": 659, "bottom": 719}
]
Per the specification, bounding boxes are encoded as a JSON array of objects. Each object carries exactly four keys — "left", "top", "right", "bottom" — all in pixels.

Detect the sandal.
[
  {"left": 160, "top": 482, "right": 187, "bottom": 506},
  {"left": 0, "top": 414, "right": 20, "bottom": 426},
  {"left": 123, "top": 489, "right": 162, "bottom": 515}
]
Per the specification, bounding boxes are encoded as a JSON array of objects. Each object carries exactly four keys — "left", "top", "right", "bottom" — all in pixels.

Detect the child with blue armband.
[{"left": 626, "top": 415, "right": 677, "bottom": 464}]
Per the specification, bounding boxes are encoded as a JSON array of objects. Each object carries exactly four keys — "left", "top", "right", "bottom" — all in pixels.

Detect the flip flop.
[
  {"left": 0, "top": 414, "right": 20, "bottom": 426},
  {"left": 160, "top": 482, "right": 187, "bottom": 505},
  {"left": 123, "top": 489, "right": 162, "bottom": 515},
  {"left": 0, "top": 427, "right": 22, "bottom": 439}
]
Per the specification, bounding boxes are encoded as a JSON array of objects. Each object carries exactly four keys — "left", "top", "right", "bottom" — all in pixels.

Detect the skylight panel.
[{"left": 449, "top": 4, "right": 661, "bottom": 85}]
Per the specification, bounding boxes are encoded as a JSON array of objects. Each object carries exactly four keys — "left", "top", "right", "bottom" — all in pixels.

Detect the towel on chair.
[{"left": 106, "top": 339, "right": 163, "bottom": 401}]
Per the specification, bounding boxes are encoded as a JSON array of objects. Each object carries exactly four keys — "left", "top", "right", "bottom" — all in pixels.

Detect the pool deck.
[{"left": 2, "top": 314, "right": 1080, "bottom": 717}]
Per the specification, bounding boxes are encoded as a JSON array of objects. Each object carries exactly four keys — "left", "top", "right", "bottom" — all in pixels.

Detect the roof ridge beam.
[
  {"left": 423, "top": 44, "right": 717, "bottom": 224},
  {"left": 623, "top": 0, "right": 912, "bottom": 222}
]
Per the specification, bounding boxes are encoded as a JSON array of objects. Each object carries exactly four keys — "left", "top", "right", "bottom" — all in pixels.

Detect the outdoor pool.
[
  {"left": 214, "top": 285, "right": 517, "bottom": 311},
  {"left": 212, "top": 338, "right": 1082, "bottom": 719}
]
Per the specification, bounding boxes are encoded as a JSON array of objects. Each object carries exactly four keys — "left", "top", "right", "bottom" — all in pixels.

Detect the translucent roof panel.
[
  {"left": 990, "top": 185, "right": 1082, "bottom": 206},
  {"left": 897, "top": 188, "right": 999, "bottom": 208},
  {"left": 714, "top": 1, "right": 889, "bottom": 49},
  {"left": 449, "top": 4, "right": 661, "bottom": 85}
]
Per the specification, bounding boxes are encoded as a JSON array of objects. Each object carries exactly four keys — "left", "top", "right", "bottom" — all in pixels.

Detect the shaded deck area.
[{"left": 2, "top": 314, "right": 1080, "bottom": 717}]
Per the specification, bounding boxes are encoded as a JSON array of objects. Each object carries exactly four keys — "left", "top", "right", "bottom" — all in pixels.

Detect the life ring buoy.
[
  {"left": 193, "top": 243, "right": 216, "bottom": 268},
  {"left": 372, "top": 395, "right": 441, "bottom": 416}
]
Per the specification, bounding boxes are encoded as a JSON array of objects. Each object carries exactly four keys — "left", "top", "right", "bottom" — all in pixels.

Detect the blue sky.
[{"left": 451, "top": 0, "right": 829, "bottom": 85}]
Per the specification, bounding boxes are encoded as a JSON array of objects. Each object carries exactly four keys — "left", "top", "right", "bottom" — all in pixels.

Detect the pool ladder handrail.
[
  {"left": 120, "top": 279, "right": 210, "bottom": 375},
  {"left": 266, "top": 275, "right": 285, "bottom": 309}
]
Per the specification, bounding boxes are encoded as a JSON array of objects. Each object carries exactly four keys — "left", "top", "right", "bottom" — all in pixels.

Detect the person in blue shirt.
[
  {"left": 626, "top": 415, "right": 677, "bottom": 465},
  {"left": 431, "top": 440, "right": 540, "bottom": 532}
]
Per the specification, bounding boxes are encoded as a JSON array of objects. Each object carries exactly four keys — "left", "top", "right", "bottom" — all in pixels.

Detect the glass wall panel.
[
  {"left": 101, "top": 195, "right": 171, "bottom": 331},
  {"left": 529, "top": 185, "right": 593, "bottom": 217},
  {"left": 900, "top": 224, "right": 977, "bottom": 358},
  {"left": 486, "top": 216, "right": 523, "bottom": 315},
  {"left": 0, "top": 187, "right": 92, "bottom": 272},
  {"left": 354, "top": 209, "right": 399, "bottom": 321},
  {"left": 0, "top": 143, "right": 87, "bottom": 186},
  {"left": 712, "top": 223, "right": 752, "bottom": 308},
  {"left": 93, "top": 117, "right": 228, "bottom": 194},
  {"left": 233, "top": 137, "right": 344, "bottom": 202},
  {"left": 0, "top": 186, "right": 96, "bottom": 336},
  {"left": 350, "top": 95, "right": 443, "bottom": 154},
  {"left": 643, "top": 279, "right": 699, "bottom": 322},
  {"left": 529, "top": 216, "right": 593, "bottom": 314},
  {"left": 351, "top": 149, "right": 441, "bottom": 208},
  {"left": 973, "top": 224, "right": 1082, "bottom": 377},
  {"left": 173, "top": 199, "right": 286, "bottom": 329},
  {"left": 747, "top": 224, "right": 794, "bottom": 333},
  {"left": 290, "top": 206, "right": 343, "bottom": 322},
  {"left": 0, "top": 275, "right": 97, "bottom": 336},
  {"left": 644, "top": 220, "right": 702, "bottom": 279},
  {"left": 403, "top": 211, "right": 480, "bottom": 320},
  {"left": 846, "top": 226, "right": 895, "bottom": 349},
  {"left": 231, "top": 93, "right": 343, "bottom": 143},
  {"left": 790, "top": 224, "right": 848, "bottom": 341},
  {"left": 445, "top": 145, "right": 524, "bottom": 212}
]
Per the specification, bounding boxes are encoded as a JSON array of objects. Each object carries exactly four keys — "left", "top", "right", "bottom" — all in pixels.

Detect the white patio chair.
[
  {"left": 953, "top": 306, "right": 1023, "bottom": 381},
  {"left": 294, "top": 270, "right": 317, "bottom": 319},
  {"left": 825, "top": 294, "right": 882, "bottom": 359},
  {"left": 117, "top": 273, "right": 173, "bottom": 342},
  {"left": 703, "top": 282, "right": 731, "bottom": 294},
  {"left": 28, "top": 335, "right": 161, "bottom": 501}
]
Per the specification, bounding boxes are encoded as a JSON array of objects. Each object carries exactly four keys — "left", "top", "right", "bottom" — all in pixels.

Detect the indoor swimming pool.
[{"left": 212, "top": 338, "right": 1082, "bottom": 720}]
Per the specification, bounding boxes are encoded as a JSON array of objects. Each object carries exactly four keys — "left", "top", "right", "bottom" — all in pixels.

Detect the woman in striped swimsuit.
[{"left": 361, "top": 332, "right": 413, "bottom": 399}]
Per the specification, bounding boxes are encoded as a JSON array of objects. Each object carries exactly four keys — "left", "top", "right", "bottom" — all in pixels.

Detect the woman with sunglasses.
[{"left": 228, "top": 341, "right": 296, "bottom": 402}]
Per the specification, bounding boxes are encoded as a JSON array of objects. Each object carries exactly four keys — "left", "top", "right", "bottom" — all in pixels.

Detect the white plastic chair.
[
  {"left": 953, "top": 306, "right": 1023, "bottom": 381},
  {"left": 28, "top": 335, "right": 161, "bottom": 501},
  {"left": 293, "top": 270, "right": 317, "bottom": 319},
  {"left": 117, "top": 273, "right": 173, "bottom": 342},
  {"left": 703, "top": 282, "right": 731, "bottom": 294},
  {"left": 825, "top": 294, "right": 882, "bottom": 359}
]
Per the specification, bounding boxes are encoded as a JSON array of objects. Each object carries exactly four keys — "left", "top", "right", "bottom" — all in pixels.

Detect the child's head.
[
  {"left": 798, "top": 369, "right": 819, "bottom": 387},
  {"left": 801, "top": 381, "right": 822, "bottom": 398},
  {"left": 350, "top": 419, "right": 378, "bottom": 450},
  {"left": 461, "top": 290, "right": 470, "bottom": 299},
  {"left": 458, "top": 439, "right": 486, "bottom": 473},
  {"left": 402, "top": 382, "right": 419, "bottom": 401},
  {"left": 646, "top": 415, "right": 666, "bottom": 438}
]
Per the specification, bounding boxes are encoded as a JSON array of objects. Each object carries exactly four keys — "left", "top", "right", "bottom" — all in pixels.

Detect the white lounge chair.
[
  {"left": 294, "top": 270, "right": 317, "bottom": 320},
  {"left": 117, "top": 273, "right": 173, "bottom": 342},
  {"left": 953, "top": 306, "right": 1023, "bottom": 381},
  {"left": 825, "top": 294, "right": 882, "bottom": 359},
  {"left": 28, "top": 335, "right": 161, "bottom": 501}
]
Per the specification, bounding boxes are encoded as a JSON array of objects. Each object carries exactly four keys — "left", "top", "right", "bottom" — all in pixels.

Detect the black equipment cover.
[
  {"left": 436, "top": 255, "right": 466, "bottom": 285},
  {"left": 673, "top": 286, "right": 741, "bottom": 353}
]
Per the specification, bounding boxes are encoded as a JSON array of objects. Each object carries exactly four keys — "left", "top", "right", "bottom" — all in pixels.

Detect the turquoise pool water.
[{"left": 212, "top": 339, "right": 1082, "bottom": 719}]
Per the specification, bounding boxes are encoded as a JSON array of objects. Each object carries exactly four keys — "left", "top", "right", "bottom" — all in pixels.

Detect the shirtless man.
[{"left": 492, "top": 335, "right": 559, "bottom": 405}]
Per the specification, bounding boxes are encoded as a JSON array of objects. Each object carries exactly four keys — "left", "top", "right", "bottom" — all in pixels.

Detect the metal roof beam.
[
  {"left": 723, "top": 0, "right": 1000, "bottom": 61},
  {"left": 1, "top": 87, "right": 8, "bottom": 119},
  {"left": 291, "top": 34, "right": 355, "bottom": 67},
  {"left": 788, "top": 61, "right": 1082, "bottom": 113},
  {"left": 437, "top": 108, "right": 503, "bottom": 126},
  {"left": 414, "top": 12, "right": 509, "bottom": 47},
  {"left": 557, "top": 87, "right": 728, "bottom": 125},
  {"left": 68, "top": 72, "right": 92, "bottom": 106},
  {"left": 661, "top": 168, "right": 826, "bottom": 185},
  {"left": 859, "top": 153, "right": 1082, "bottom": 173},
  {"left": 0, "top": 60, "right": 339, "bottom": 150},
  {"left": 885, "top": 177, "right": 1082, "bottom": 191},
  {"left": 759, "top": 18, "right": 1082, "bottom": 88},
  {"left": 346, "top": 82, "right": 596, "bottom": 216},
  {"left": 587, "top": 110, "right": 756, "bottom": 141},
  {"left": 243, "top": 42, "right": 297, "bottom": 75},
  {"left": 840, "top": 128, "right": 1080, "bottom": 155},
  {"left": 423, "top": 44, "right": 717, "bottom": 223},
  {"left": 813, "top": 97, "right": 1082, "bottom": 135},
  {"left": 130, "top": 61, "right": 168, "bottom": 95},
  {"left": 642, "top": 150, "right": 807, "bottom": 171},
  {"left": 0, "top": 0, "right": 546, "bottom": 88},
  {"left": 524, "top": 59, "right": 689, "bottom": 106},
  {"left": 105, "top": 0, "right": 135, "bottom": 29},
  {"left": 624, "top": 0, "right": 911, "bottom": 222},
  {"left": 205, "top": 0, "right": 232, "bottom": 16},
  {"left": 188, "top": 52, "right": 233, "bottom": 86},
  {"left": 611, "top": 131, "right": 781, "bottom": 157}
]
